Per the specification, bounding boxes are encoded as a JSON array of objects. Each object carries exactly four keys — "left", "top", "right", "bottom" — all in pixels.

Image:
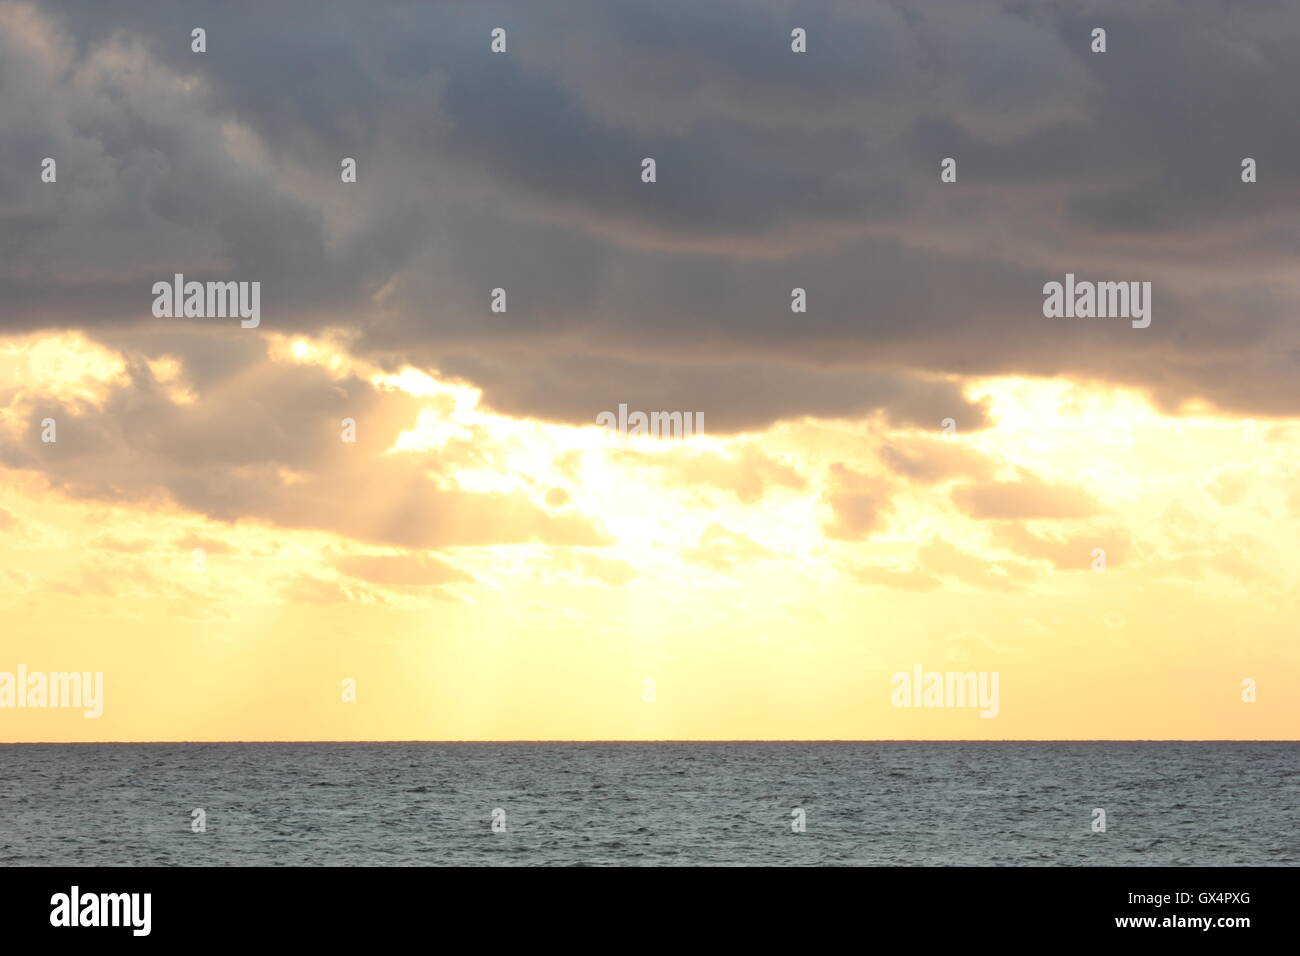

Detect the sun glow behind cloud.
[{"left": 1, "top": 329, "right": 1296, "bottom": 741}]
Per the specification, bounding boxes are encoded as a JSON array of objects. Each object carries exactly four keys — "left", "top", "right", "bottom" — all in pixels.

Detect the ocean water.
[{"left": 1, "top": 741, "right": 1295, "bottom": 866}]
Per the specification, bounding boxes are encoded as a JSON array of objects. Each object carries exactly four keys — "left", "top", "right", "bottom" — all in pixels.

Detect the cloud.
[
  {"left": 612, "top": 444, "right": 806, "bottom": 503},
  {"left": 821, "top": 462, "right": 895, "bottom": 540},
  {"left": 0, "top": 328, "right": 612, "bottom": 550},
  {"left": 1204, "top": 469, "right": 1251, "bottom": 508},
  {"left": 878, "top": 436, "right": 995, "bottom": 484},
  {"left": 0, "top": 507, "right": 22, "bottom": 532},
  {"left": 848, "top": 562, "right": 942, "bottom": 592},
  {"left": 990, "top": 523, "right": 1130, "bottom": 570},
  {"left": 174, "top": 534, "right": 234, "bottom": 555},
  {"left": 951, "top": 470, "right": 1101, "bottom": 520},
  {"left": 682, "top": 522, "right": 772, "bottom": 572},
  {"left": 537, "top": 549, "right": 637, "bottom": 587},
  {"left": 451, "top": 352, "right": 991, "bottom": 435},
  {"left": 330, "top": 551, "right": 473, "bottom": 588},
  {"left": 277, "top": 571, "right": 356, "bottom": 605},
  {"left": 917, "top": 537, "right": 1036, "bottom": 592},
  {"left": 2, "top": 0, "right": 1297, "bottom": 430}
]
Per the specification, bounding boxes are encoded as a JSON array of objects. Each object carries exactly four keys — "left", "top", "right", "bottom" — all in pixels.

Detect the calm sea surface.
[{"left": 1, "top": 742, "right": 1295, "bottom": 866}]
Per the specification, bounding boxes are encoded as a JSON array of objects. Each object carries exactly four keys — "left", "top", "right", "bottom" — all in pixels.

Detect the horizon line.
[{"left": 2, "top": 738, "right": 1297, "bottom": 745}]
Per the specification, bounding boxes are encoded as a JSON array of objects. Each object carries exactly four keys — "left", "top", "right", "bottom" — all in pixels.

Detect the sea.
[{"left": 1, "top": 741, "right": 1295, "bottom": 866}]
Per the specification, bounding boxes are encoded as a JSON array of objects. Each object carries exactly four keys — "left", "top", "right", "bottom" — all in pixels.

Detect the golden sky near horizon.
[{"left": 1, "top": 328, "right": 1296, "bottom": 741}]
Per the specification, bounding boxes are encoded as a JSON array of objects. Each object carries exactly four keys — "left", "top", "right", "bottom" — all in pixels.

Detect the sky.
[{"left": 0, "top": 0, "right": 1297, "bottom": 741}]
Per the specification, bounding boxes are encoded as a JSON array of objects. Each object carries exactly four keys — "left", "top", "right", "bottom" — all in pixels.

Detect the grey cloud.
[
  {"left": 0, "top": 326, "right": 612, "bottom": 549},
  {"left": 2, "top": 0, "right": 1299, "bottom": 425},
  {"left": 441, "top": 350, "right": 989, "bottom": 434}
]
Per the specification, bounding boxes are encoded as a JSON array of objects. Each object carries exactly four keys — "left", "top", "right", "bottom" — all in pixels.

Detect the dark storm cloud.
[
  {"left": 2, "top": 0, "right": 1299, "bottom": 429},
  {"left": 437, "top": 350, "right": 990, "bottom": 432}
]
